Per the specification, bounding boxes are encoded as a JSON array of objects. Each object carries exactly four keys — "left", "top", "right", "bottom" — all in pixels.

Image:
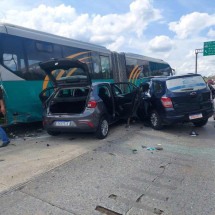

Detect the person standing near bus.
[{"left": 0, "top": 87, "right": 10, "bottom": 147}]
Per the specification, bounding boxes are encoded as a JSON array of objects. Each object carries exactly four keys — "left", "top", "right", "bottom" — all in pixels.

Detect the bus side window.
[
  {"left": 3, "top": 53, "right": 18, "bottom": 72},
  {"left": 24, "top": 40, "right": 62, "bottom": 80},
  {"left": 91, "top": 52, "right": 101, "bottom": 79},
  {"left": 100, "top": 55, "right": 111, "bottom": 79},
  {"left": 1, "top": 35, "right": 26, "bottom": 77}
]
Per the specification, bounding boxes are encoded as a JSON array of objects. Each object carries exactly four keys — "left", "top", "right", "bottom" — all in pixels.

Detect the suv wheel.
[
  {"left": 150, "top": 111, "right": 163, "bottom": 130},
  {"left": 47, "top": 130, "right": 60, "bottom": 136},
  {"left": 193, "top": 118, "right": 208, "bottom": 127},
  {"left": 95, "top": 117, "right": 109, "bottom": 139}
]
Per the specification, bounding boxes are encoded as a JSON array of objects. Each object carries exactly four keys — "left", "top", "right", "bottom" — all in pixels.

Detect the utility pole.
[{"left": 195, "top": 49, "right": 203, "bottom": 74}]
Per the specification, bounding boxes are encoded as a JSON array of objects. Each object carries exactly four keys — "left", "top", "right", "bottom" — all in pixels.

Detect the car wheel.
[
  {"left": 47, "top": 130, "right": 60, "bottom": 136},
  {"left": 150, "top": 110, "right": 163, "bottom": 130},
  {"left": 193, "top": 118, "right": 208, "bottom": 127},
  {"left": 95, "top": 117, "right": 109, "bottom": 139}
]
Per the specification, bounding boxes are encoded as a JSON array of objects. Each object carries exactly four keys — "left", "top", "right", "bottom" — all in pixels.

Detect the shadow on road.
[{"left": 4, "top": 122, "right": 44, "bottom": 139}]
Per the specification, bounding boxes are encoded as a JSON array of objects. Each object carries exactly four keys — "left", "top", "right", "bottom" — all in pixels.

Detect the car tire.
[
  {"left": 193, "top": 118, "right": 208, "bottom": 127},
  {"left": 95, "top": 116, "right": 109, "bottom": 139},
  {"left": 150, "top": 110, "right": 163, "bottom": 130},
  {"left": 47, "top": 130, "right": 60, "bottom": 136}
]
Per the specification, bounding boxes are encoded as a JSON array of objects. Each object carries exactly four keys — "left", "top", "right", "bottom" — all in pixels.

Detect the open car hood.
[{"left": 39, "top": 59, "right": 92, "bottom": 87}]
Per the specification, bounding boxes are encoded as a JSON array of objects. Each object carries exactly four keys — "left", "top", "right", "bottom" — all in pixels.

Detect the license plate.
[
  {"left": 55, "top": 121, "right": 71, "bottom": 126},
  {"left": 189, "top": 113, "right": 203, "bottom": 120}
]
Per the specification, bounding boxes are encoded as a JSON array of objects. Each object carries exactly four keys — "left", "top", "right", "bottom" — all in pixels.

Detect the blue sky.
[{"left": 0, "top": 0, "right": 215, "bottom": 76}]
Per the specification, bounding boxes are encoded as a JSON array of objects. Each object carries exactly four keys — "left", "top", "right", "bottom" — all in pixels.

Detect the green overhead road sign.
[{"left": 203, "top": 41, "right": 215, "bottom": 56}]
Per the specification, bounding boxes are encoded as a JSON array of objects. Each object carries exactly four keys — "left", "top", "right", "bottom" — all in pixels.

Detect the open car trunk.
[
  {"left": 39, "top": 59, "right": 92, "bottom": 114},
  {"left": 49, "top": 87, "right": 90, "bottom": 114}
]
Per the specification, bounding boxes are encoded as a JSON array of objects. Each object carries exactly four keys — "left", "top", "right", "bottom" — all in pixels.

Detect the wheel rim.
[
  {"left": 101, "top": 119, "right": 108, "bottom": 136},
  {"left": 151, "top": 113, "right": 158, "bottom": 126}
]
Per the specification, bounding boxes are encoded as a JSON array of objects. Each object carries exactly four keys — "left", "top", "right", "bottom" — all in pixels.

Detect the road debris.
[
  {"left": 155, "top": 146, "right": 163, "bottom": 150},
  {"left": 132, "top": 149, "right": 138, "bottom": 154},
  {"left": 146, "top": 147, "right": 156, "bottom": 151},
  {"left": 145, "top": 146, "right": 164, "bottom": 151},
  {"left": 154, "top": 208, "right": 164, "bottom": 215},
  {"left": 190, "top": 131, "right": 198, "bottom": 136},
  {"left": 109, "top": 194, "right": 117, "bottom": 200}
]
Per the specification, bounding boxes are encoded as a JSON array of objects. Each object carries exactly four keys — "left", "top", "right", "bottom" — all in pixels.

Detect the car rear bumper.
[
  {"left": 161, "top": 109, "right": 214, "bottom": 124},
  {"left": 43, "top": 114, "right": 100, "bottom": 133}
]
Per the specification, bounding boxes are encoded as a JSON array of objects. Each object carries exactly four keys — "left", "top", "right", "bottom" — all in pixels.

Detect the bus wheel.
[{"left": 47, "top": 130, "right": 60, "bottom": 136}]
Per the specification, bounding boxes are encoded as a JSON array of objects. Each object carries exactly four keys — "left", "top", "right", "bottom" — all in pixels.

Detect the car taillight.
[
  {"left": 161, "top": 97, "right": 173, "bottom": 108},
  {"left": 87, "top": 100, "right": 97, "bottom": 108}
]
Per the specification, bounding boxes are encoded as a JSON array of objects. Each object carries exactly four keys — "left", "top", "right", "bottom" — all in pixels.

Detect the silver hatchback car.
[{"left": 39, "top": 58, "right": 137, "bottom": 139}]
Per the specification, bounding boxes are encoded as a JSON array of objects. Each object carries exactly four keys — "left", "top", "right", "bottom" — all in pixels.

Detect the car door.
[
  {"left": 97, "top": 84, "right": 116, "bottom": 122},
  {"left": 150, "top": 80, "right": 166, "bottom": 114},
  {"left": 111, "top": 82, "right": 137, "bottom": 118}
]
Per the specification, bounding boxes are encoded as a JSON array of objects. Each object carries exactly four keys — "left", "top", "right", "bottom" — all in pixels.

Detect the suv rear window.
[{"left": 166, "top": 76, "right": 206, "bottom": 92}]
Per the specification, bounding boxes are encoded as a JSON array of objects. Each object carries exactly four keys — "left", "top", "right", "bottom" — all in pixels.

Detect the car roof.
[
  {"left": 92, "top": 82, "right": 111, "bottom": 86},
  {"left": 152, "top": 74, "right": 202, "bottom": 82}
]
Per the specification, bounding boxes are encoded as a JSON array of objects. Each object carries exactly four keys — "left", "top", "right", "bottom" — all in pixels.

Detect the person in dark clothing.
[
  {"left": 207, "top": 80, "right": 215, "bottom": 99},
  {"left": 0, "top": 87, "right": 10, "bottom": 147}
]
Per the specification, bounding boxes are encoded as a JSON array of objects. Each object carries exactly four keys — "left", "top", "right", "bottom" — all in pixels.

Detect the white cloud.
[
  {"left": 0, "top": 0, "right": 162, "bottom": 51},
  {"left": 129, "top": 0, "right": 162, "bottom": 37},
  {"left": 1, "top": 4, "right": 90, "bottom": 39},
  {"left": 149, "top": 35, "right": 173, "bottom": 52},
  {"left": 169, "top": 12, "right": 215, "bottom": 39},
  {"left": 164, "top": 12, "right": 215, "bottom": 76},
  {"left": 161, "top": 37, "right": 215, "bottom": 77},
  {"left": 87, "top": 0, "right": 162, "bottom": 43},
  {"left": 107, "top": 36, "right": 126, "bottom": 51},
  {"left": 208, "top": 28, "right": 215, "bottom": 37}
]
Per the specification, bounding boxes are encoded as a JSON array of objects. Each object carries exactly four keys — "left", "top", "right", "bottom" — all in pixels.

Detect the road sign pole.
[{"left": 195, "top": 49, "right": 203, "bottom": 74}]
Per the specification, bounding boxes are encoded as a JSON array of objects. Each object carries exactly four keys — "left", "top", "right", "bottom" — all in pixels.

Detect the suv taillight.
[
  {"left": 161, "top": 97, "right": 173, "bottom": 108},
  {"left": 87, "top": 100, "right": 97, "bottom": 108}
]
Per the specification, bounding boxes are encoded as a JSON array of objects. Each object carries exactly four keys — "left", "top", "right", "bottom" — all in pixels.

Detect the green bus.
[{"left": 0, "top": 23, "right": 172, "bottom": 125}]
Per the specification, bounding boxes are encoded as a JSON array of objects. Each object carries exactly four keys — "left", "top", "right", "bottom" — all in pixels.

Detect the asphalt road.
[{"left": 0, "top": 118, "right": 215, "bottom": 215}]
